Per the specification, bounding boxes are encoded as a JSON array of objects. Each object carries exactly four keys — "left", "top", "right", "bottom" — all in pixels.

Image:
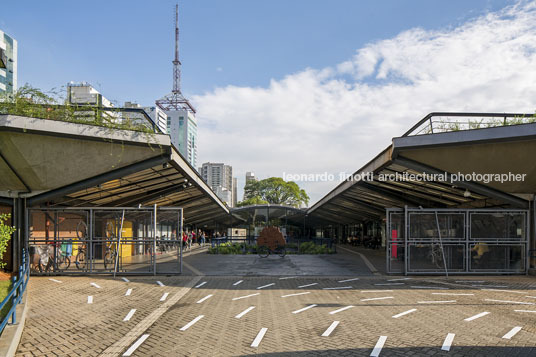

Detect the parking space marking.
[
  {"left": 292, "top": 304, "right": 317, "bottom": 314},
  {"left": 410, "top": 286, "right": 448, "bottom": 290},
  {"left": 338, "top": 278, "right": 360, "bottom": 283},
  {"left": 279, "top": 276, "right": 297, "bottom": 280},
  {"left": 361, "top": 297, "right": 393, "bottom": 302},
  {"left": 418, "top": 300, "right": 456, "bottom": 304},
  {"left": 323, "top": 286, "right": 352, "bottom": 290},
  {"left": 123, "top": 309, "right": 136, "bottom": 322},
  {"left": 160, "top": 293, "right": 169, "bottom": 301},
  {"left": 251, "top": 327, "right": 268, "bottom": 348},
  {"left": 125, "top": 288, "right": 132, "bottom": 296},
  {"left": 195, "top": 281, "right": 207, "bottom": 288},
  {"left": 464, "top": 312, "right": 490, "bottom": 321},
  {"left": 90, "top": 282, "right": 101, "bottom": 289},
  {"left": 473, "top": 285, "right": 508, "bottom": 288},
  {"left": 502, "top": 326, "right": 522, "bottom": 339},
  {"left": 122, "top": 277, "right": 130, "bottom": 283},
  {"left": 156, "top": 281, "right": 165, "bottom": 287},
  {"left": 235, "top": 306, "right": 255, "bottom": 319},
  {"left": 281, "top": 292, "right": 310, "bottom": 298},
  {"left": 370, "top": 335, "right": 387, "bottom": 357},
  {"left": 362, "top": 290, "right": 393, "bottom": 293},
  {"left": 432, "top": 293, "right": 474, "bottom": 296},
  {"left": 481, "top": 289, "right": 524, "bottom": 294},
  {"left": 321, "top": 321, "right": 340, "bottom": 337},
  {"left": 232, "top": 293, "right": 260, "bottom": 301},
  {"left": 180, "top": 315, "right": 204, "bottom": 331},
  {"left": 392, "top": 309, "right": 417, "bottom": 318},
  {"left": 329, "top": 305, "right": 354, "bottom": 315},
  {"left": 298, "top": 283, "right": 318, "bottom": 288},
  {"left": 122, "top": 334, "right": 149, "bottom": 356},
  {"left": 49, "top": 278, "right": 62, "bottom": 283},
  {"left": 484, "top": 299, "right": 534, "bottom": 305},
  {"left": 375, "top": 283, "right": 404, "bottom": 286},
  {"left": 514, "top": 309, "right": 536, "bottom": 313},
  {"left": 387, "top": 278, "right": 411, "bottom": 282},
  {"left": 233, "top": 280, "right": 243, "bottom": 286},
  {"left": 257, "top": 283, "right": 275, "bottom": 290},
  {"left": 525, "top": 296, "right": 536, "bottom": 299},
  {"left": 196, "top": 294, "right": 213, "bottom": 304},
  {"left": 456, "top": 280, "right": 484, "bottom": 283},
  {"left": 87, "top": 296, "right": 93, "bottom": 304},
  {"left": 441, "top": 333, "right": 455, "bottom": 351}
]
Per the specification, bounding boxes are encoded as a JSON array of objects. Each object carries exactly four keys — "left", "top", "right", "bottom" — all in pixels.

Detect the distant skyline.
[{"left": 3, "top": 0, "right": 534, "bottom": 204}]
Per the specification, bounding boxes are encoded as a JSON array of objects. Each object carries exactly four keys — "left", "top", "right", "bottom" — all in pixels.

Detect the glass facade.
[{"left": 0, "top": 30, "right": 17, "bottom": 96}]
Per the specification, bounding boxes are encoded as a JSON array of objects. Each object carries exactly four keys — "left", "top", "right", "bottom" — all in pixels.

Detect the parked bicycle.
[
  {"left": 75, "top": 220, "right": 88, "bottom": 270},
  {"left": 103, "top": 221, "right": 118, "bottom": 270},
  {"left": 257, "top": 245, "right": 286, "bottom": 258}
]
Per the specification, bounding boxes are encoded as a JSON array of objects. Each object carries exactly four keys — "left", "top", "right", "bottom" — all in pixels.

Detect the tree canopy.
[{"left": 238, "top": 177, "right": 309, "bottom": 208}]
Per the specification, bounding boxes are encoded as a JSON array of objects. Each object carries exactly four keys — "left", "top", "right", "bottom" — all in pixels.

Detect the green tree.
[
  {"left": 240, "top": 177, "right": 309, "bottom": 208},
  {"left": 0, "top": 214, "right": 15, "bottom": 270}
]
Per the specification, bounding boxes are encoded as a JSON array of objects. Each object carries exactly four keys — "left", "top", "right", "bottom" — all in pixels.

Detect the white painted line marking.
[
  {"left": 484, "top": 299, "right": 535, "bottom": 305},
  {"left": 233, "top": 280, "right": 243, "bottom": 286},
  {"left": 156, "top": 281, "right": 164, "bottom": 287},
  {"left": 196, "top": 294, "right": 213, "bottom": 304},
  {"left": 441, "top": 333, "right": 455, "bottom": 351},
  {"left": 482, "top": 289, "right": 524, "bottom": 294},
  {"left": 232, "top": 293, "right": 260, "bottom": 301},
  {"left": 122, "top": 277, "right": 130, "bottom": 283},
  {"left": 195, "top": 281, "right": 207, "bottom": 288},
  {"left": 251, "top": 327, "right": 268, "bottom": 348},
  {"left": 410, "top": 286, "right": 449, "bottom": 290},
  {"left": 235, "top": 306, "right": 255, "bottom": 319},
  {"left": 417, "top": 300, "right": 456, "bottom": 304},
  {"left": 281, "top": 292, "right": 310, "bottom": 298},
  {"left": 49, "top": 278, "right": 62, "bottom": 283},
  {"left": 472, "top": 284, "right": 508, "bottom": 288},
  {"left": 370, "top": 335, "right": 387, "bottom": 357},
  {"left": 502, "top": 326, "right": 522, "bottom": 339},
  {"left": 87, "top": 296, "right": 93, "bottom": 304},
  {"left": 123, "top": 309, "right": 136, "bottom": 322},
  {"left": 298, "top": 283, "right": 318, "bottom": 288},
  {"left": 257, "top": 283, "right": 275, "bottom": 290},
  {"left": 322, "top": 321, "right": 340, "bottom": 337},
  {"left": 514, "top": 309, "right": 536, "bottom": 313},
  {"left": 160, "top": 292, "right": 169, "bottom": 301},
  {"left": 392, "top": 309, "right": 417, "bottom": 319},
  {"left": 387, "top": 277, "right": 411, "bottom": 281},
  {"left": 323, "top": 286, "right": 352, "bottom": 290},
  {"left": 362, "top": 290, "right": 393, "bottom": 293},
  {"left": 432, "top": 293, "right": 474, "bottom": 296},
  {"left": 292, "top": 304, "right": 317, "bottom": 314},
  {"left": 179, "top": 315, "right": 204, "bottom": 331},
  {"left": 338, "top": 278, "right": 360, "bottom": 283},
  {"left": 375, "top": 283, "right": 404, "bottom": 286},
  {"left": 279, "top": 276, "right": 297, "bottom": 280},
  {"left": 525, "top": 296, "right": 536, "bottom": 299},
  {"left": 90, "top": 282, "right": 101, "bottom": 289},
  {"left": 456, "top": 280, "right": 484, "bottom": 283},
  {"left": 122, "top": 334, "right": 149, "bottom": 356},
  {"left": 464, "top": 311, "right": 490, "bottom": 321},
  {"left": 125, "top": 288, "right": 132, "bottom": 296},
  {"left": 329, "top": 305, "right": 354, "bottom": 315},
  {"left": 361, "top": 297, "right": 394, "bottom": 302}
]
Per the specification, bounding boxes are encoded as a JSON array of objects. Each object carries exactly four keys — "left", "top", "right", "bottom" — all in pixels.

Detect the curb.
[{"left": 0, "top": 285, "right": 30, "bottom": 357}]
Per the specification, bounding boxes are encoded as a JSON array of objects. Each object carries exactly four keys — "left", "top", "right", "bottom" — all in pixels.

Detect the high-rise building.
[
  {"left": 245, "top": 172, "right": 257, "bottom": 183},
  {"left": 200, "top": 162, "right": 236, "bottom": 207},
  {"left": 0, "top": 30, "right": 17, "bottom": 97},
  {"left": 67, "top": 82, "right": 113, "bottom": 107},
  {"left": 124, "top": 102, "right": 169, "bottom": 135},
  {"left": 232, "top": 177, "right": 237, "bottom": 207}
]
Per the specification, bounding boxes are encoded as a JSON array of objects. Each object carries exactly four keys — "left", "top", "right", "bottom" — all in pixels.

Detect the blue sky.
[
  {"left": 3, "top": 0, "right": 534, "bottom": 204},
  {"left": 3, "top": 0, "right": 511, "bottom": 103}
]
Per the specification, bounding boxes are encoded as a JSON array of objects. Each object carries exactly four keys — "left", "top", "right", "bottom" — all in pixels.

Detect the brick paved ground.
[{"left": 14, "top": 247, "right": 536, "bottom": 356}]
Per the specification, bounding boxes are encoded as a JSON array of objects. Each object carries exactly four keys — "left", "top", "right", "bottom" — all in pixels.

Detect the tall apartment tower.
[
  {"left": 200, "top": 162, "right": 235, "bottom": 207},
  {"left": 0, "top": 30, "right": 17, "bottom": 97},
  {"left": 245, "top": 172, "right": 257, "bottom": 183}
]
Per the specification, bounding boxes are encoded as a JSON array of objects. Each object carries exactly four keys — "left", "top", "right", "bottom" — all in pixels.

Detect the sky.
[{"left": 3, "top": 0, "right": 536, "bottom": 204}]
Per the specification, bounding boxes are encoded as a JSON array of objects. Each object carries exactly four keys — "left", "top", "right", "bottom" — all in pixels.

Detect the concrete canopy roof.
[
  {"left": 308, "top": 114, "right": 534, "bottom": 225},
  {"left": 0, "top": 115, "right": 228, "bottom": 225}
]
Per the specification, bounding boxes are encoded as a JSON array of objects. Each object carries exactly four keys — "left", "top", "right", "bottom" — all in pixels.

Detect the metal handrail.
[{"left": 0, "top": 249, "right": 30, "bottom": 333}]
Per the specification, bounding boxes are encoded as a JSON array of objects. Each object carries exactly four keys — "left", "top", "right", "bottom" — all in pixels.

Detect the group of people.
[{"left": 181, "top": 230, "right": 223, "bottom": 248}]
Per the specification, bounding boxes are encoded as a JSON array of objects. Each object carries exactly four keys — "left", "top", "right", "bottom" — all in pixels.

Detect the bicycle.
[
  {"left": 103, "top": 221, "right": 117, "bottom": 270},
  {"left": 428, "top": 243, "right": 445, "bottom": 269},
  {"left": 258, "top": 245, "right": 286, "bottom": 258},
  {"left": 75, "top": 220, "right": 88, "bottom": 270}
]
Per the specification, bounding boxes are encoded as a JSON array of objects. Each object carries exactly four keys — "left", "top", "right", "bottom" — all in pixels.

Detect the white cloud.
[{"left": 193, "top": 1, "right": 536, "bottom": 204}]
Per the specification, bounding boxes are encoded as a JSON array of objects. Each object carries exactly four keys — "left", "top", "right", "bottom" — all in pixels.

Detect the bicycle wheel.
[
  {"left": 58, "top": 255, "right": 71, "bottom": 270},
  {"left": 76, "top": 221, "right": 87, "bottom": 239},
  {"left": 258, "top": 245, "right": 269, "bottom": 258},
  {"left": 277, "top": 246, "right": 286, "bottom": 258},
  {"left": 76, "top": 251, "right": 87, "bottom": 270},
  {"left": 104, "top": 251, "right": 115, "bottom": 270}
]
